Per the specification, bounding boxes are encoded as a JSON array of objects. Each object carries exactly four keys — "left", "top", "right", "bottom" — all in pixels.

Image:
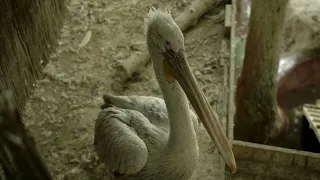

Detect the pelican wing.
[
  {"left": 94, "top": 94, "right": 200, "bottom": 175},
  {"left": 102, "top": 94, "right": 199, "bottom": 132},
  {"left": 94, "top": 105, "right": 168, "bottom": 175}
]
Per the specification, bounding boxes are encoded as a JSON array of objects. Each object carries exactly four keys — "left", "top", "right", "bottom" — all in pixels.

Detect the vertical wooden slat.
[{"left": 303, "top": 104, "right": 320, "bottom": 142}]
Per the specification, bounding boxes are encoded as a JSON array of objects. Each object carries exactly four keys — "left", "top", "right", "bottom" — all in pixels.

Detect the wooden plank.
[
  {"left": 224, "top": 1, "right": 236, "bottom": 179},
  {"left": 224, "top": 1, "right": 236, "bottom": 178},
  {"left": 307, "top": 107, "right": 320, "bottom": 112},
  {"left": 303, "top": 104, "right": 320, "bottom": 142},
  {"left": 227, "top": 0, "right": 236, "bottom": 146},
  {"left": 303, "top": 104, "right": 320, "bottom": 109},
  {"left": 225, "top": 5, "right": 232, "bottom": 27},
  {"left": 308, "top": 112, "right": 320, "bottom": 118},
  {"left": 227, "top": 159, "right": 320, "bottom": 180},
  {"left": 225, "top": 140, "right": 320, "bottom": 179},
  {"left": 305, "top": 106, "right": 320, "bottom": 111},
  {"left": 224, "top": 4, "right": 232, "bottom": 37},
  {"left": 219, "top": 3, "right": 235, "bottom": 178},
  {"left": 315, "top": 123, "right": 320, "bottom": 129},
  {"left": 233, "top": 140, "right": 320, "bottom": 170}
]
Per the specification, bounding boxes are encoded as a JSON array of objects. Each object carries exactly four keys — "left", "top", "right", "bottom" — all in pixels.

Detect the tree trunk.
[{"left": 234, "top": 0, "right": 289, "bottom": 144}]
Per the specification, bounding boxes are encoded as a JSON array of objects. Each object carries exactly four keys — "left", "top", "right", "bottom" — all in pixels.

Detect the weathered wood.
[
  {"left": 303, "top": 104, "right": 320, "bottom": 142},
  {"left": 224, "top": 4, "right": 232, "bottom": 37},
  {"left": 222, "top": 1, "right": 237, "bottom": 177},
  {"left": 117, "top": 0, "right": 221, "bottom": 81},
  {"left": 233, "top": 140, "right": 320, "bottom": 170},
  {"left": 224, "top": 5, "right": 232, "bottom": 28},
  {"left": 219, "top": 39, "right": 229, "bottom": 178},
  {"left": 225, "top": 140, "right": 320, "bottom": 180},
  {"left": 227, "top": 0, "right": 236, "bottom": 145},
  {"left": 0, "top": 0, "right": 66, "bottom": 112},
  {"left": 234, "top": 0, "right": 289, "bottom": 144}
]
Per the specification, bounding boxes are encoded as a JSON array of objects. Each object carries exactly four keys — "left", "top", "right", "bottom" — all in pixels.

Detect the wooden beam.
[
  {"left": 224, "top": 4, "right": 232, "bottom": 37},
  {"left": 230, "top": 140, "right": 320, "bottom": 179},
  {"left": 227, "top": 0, "right": 237, "bottom": 145}
]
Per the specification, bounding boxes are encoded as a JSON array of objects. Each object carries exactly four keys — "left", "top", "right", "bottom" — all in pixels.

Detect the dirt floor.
[{"left": 22, "top": 0, "right": 230, "bottom": 179}]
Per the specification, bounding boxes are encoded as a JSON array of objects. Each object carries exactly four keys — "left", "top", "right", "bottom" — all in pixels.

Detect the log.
[
  {"left": 233, "top": 0, "right": 289, "bottom": 144},
  {"left": 117, "top": 0, "right": 221, "bottom": 80},
  {"left": 0, "top": 90, "right": 52, "bottom": 179}
]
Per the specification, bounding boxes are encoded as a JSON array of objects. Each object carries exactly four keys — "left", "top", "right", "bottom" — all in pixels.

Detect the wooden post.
[{"left": 234, "top": 0, "right": 289, "bottom": 144}]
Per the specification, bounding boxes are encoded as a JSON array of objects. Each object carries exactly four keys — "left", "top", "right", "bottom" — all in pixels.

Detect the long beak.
[{"left": 163, "top": 49, "right": 237, "bottom": 173}]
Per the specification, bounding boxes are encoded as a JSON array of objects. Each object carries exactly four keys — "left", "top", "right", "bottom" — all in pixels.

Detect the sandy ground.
[{"left": 22, "top": 0, "right": 231, "bottom": 179}]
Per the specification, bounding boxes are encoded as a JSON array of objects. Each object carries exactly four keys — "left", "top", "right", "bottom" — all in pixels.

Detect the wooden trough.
[{"left": 224, "top": 0, "right": 320, "bottom": 179}]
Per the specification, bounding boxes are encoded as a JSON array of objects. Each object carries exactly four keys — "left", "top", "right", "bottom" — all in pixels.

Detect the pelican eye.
[{"left": 164, "top": 41, "right": 171, "bottom": 50}]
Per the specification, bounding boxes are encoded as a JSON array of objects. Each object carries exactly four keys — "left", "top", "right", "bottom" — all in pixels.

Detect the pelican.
[{"left": 94, "top": 7, "right": 237, "bottom": 180}]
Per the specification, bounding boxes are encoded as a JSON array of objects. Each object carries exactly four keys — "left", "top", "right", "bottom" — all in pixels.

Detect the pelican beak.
[{"left": 163, "top": 49, "right": 237, "bottom": 173}]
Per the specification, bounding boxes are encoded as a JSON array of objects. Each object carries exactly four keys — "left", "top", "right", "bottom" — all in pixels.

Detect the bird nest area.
[{"left": 21, "top": 0, "right": 231, "bottom": 179}]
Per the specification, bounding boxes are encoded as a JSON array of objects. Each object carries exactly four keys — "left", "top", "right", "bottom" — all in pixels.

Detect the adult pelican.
[{"left": 94, "top": 7, "right": 236, "bottom": 180}]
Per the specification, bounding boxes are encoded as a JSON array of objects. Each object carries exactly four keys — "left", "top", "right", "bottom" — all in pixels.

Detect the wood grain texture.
[{"left": 226, "top": 140, "right": 320, "bottom": 180}]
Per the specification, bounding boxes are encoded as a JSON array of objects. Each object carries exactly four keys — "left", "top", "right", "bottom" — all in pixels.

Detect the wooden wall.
[
  {"left": 226, "top": 140, "right": 320, "bottom": 180},
  {"left": 0, "top": 0, "right": 66, "bottom": 112}
]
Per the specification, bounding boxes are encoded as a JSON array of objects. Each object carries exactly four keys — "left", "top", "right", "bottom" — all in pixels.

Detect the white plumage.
[
  {"left": 95, "top": 95, "right": 198, "bottom": 179},
  {"left": 94, "top": 7, "right": 236, "bottom": 180}
]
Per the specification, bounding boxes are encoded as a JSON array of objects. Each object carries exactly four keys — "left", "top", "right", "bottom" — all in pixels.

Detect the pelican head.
[{"left": 145, "top": 7, "right": 237, "bottom": 173}]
